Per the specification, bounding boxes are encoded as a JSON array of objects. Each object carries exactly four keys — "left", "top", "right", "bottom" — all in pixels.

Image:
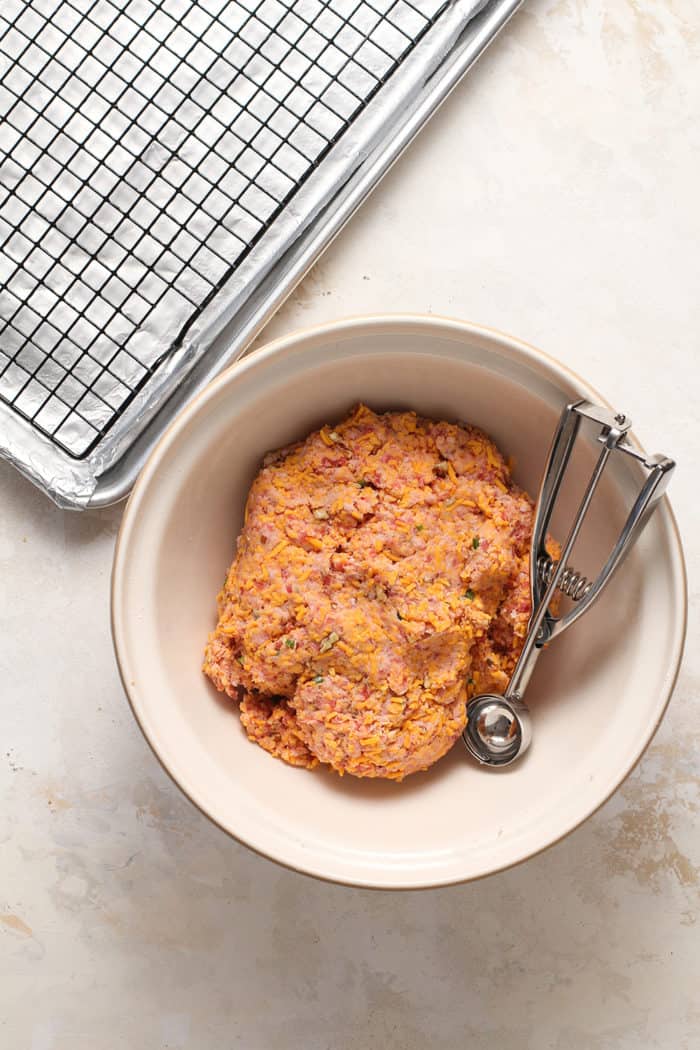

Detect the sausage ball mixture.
[{"left": 203, "top": 405, "right": 546, "bottom": 780}]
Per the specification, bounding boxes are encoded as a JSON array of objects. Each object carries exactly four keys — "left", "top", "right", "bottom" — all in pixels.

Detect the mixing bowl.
[{"left": 111, "top": 316, "right": 686, "bottom": 888}]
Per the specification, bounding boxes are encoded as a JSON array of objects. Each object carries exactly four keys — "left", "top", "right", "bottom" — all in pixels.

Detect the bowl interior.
[{"left": 113, "top": 319, "right": 684, "bottom": 887}]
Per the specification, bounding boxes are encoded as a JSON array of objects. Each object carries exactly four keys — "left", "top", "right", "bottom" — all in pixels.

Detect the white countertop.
[{"left": 2, "top": 2, "right": 698, "bottom": 1046}]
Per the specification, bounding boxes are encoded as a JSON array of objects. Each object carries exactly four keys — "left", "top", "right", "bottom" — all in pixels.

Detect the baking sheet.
[{"left": 0, "top": 0, "right": 521, "bottom": 507}]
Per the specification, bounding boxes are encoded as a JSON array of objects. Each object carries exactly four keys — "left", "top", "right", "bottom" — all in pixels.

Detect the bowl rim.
[{"left": 111, "top": 313, "right": 688, "bottom": 889}]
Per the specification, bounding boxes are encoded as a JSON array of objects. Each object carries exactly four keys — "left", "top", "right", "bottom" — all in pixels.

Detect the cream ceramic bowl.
[{"left": 111, "top": 316, "right": 686, "bottom": 888}]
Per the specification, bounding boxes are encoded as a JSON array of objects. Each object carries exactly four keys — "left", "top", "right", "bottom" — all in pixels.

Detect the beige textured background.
[{"left": 1, "top": 0, "right": 698, "bottom": 1046}]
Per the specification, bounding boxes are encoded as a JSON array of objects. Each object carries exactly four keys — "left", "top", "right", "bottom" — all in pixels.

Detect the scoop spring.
[{"left": 537, "top": 553, "right": 592, "bottom": 602}]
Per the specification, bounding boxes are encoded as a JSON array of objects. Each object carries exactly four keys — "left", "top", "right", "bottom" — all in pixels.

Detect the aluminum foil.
[{"left": 0, "top": 0, "right": 521, "bottom": 508}]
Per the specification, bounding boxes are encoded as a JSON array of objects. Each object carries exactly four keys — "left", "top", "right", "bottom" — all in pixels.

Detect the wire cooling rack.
[{"left": 0, "top": 0, "right": 522, "bottom": 506}]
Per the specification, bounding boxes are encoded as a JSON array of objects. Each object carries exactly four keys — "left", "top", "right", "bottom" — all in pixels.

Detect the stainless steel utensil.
[{"left": 462, "top": 400, "right": 675, "bottom": 767}]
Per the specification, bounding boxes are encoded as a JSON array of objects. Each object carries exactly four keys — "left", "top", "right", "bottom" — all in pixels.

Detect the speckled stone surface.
[{"left": 1, "top": 1, "right": 698, "bottom": 1046}]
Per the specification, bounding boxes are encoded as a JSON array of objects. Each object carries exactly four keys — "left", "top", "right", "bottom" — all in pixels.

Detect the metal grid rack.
[{"left": 0, "top": 0, "right": 447, "bottom": 460}]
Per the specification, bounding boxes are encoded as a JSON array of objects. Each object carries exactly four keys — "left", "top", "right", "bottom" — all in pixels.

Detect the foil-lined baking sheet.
[{"left": 0, "top": 0, "right": 521, "bottom": 507}]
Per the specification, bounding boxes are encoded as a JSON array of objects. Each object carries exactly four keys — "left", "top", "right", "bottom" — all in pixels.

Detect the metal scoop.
[{"left": 462, "top": 400, "right": 675, "bottom": 767}]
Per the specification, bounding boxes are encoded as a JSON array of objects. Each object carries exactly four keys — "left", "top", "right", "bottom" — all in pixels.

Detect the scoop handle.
[{"left": 507, "top": 402, "right": 675, "bottom": 700}]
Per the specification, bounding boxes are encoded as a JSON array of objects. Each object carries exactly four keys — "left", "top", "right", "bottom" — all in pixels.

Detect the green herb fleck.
[
  {"left": 415, "top": 524, "right": 424, "bottom": 533},
  {"left": 284, "top": 638, "right": 296, "bottom": 649},
  {"left": 313, "top": 674, "right": 324, "bottom": 684},
  {"left": 467, "top": 677, "right": 475, "bottom": 686},
  {"left": 472, "top": 536, "right": 480, "bottom": 550},
  {"left": 464, "top": 588, "right": 475, "bottom": 601},
  {"left": 236, "top": 655, "right": 245, "bottom": 665},
  {"left": 319, "top": 631, "right": 340, "bottom": 654},
  {"left": 358, "top": 477, "right": 370, "bottom": 488}
]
